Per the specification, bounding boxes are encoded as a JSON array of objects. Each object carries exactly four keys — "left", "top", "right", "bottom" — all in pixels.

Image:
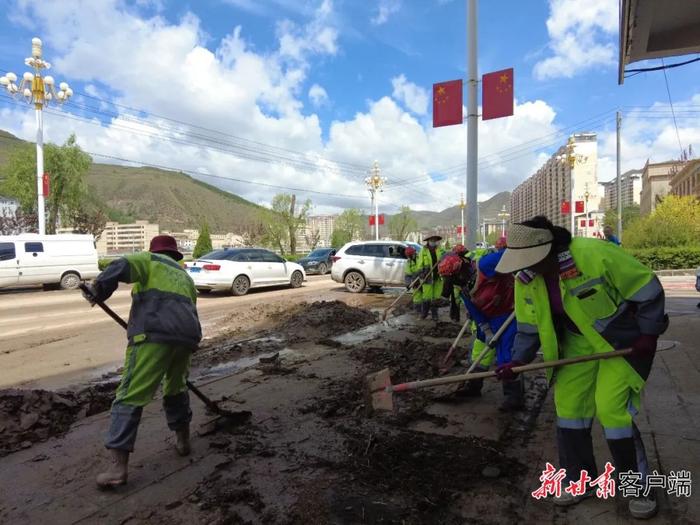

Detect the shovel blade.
[{"left": 365, "top": 368, "right": 393, "bottom": 413}]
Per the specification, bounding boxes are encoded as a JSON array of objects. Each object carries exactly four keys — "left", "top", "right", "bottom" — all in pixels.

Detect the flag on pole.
[
  {"left": 456, "top": 226, "right": 463, "bottom": 234},
  {"left": 42, "top": 173, "right": 50, "bottom": 197},
  {"left": 482, "top": 68, "right": 514, "bottom": 121},
  {"left": 561, "top": 200, "right": 571, "bottom": 214},
  {"left": 432, "top": 79, "right": 463, "bottom": 128},
  {"left": 575, "top": 201, "right": 585, "bottom": 213},
  {"left": 369, "top": 214, "right": 385, "bottom": 226}
]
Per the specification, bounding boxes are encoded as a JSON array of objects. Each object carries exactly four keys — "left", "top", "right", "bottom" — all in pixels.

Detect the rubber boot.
[
  {"left": 414, "top": 303, "right": 422, "bottom": 315},
  {"left": 175, "top": 427, "right": 191, "bottom": 457},
  {"left": 420, "top": 301, "right": 430, "bottom": 320},
  {"left": 431, "top": 305, "right": 439, "bottom": 322},
  {"left": 96, "top": 449, "right": 129, "bottom": 489},
  {"left": 607, "top": 437, "right": 658, "bottom": 519},
  {"left": 499, "top": 377, "right": 525, "bottom": 412},
  {"left": 454, "top": 366, "right": 487, "bottom": 398}
]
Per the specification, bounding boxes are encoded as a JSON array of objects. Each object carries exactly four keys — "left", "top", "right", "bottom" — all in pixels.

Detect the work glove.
[
  {"left": 81, "top": 283, "right": 98, "bottom": 306},
  {"left": 495, "top": 360, "right": 523, "bottom": 382},
  {"left": 630, "top": 334, "right": 658, "bottom": 359}
]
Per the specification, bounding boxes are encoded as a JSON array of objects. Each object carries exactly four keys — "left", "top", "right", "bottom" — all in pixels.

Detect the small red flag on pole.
[
  {"left": 432, "top": 79, "right": 463, "bottom": 128},
  {"left": 575, "top": 201, "right": 585, "bottom": 213},
  {"left": 369, "top": 214, "right": 385, "bottom": 226},
  {"left": 482, "top": 68, "right": 514, "bottom": 121},
  {"left": 561, "top": 200, "right": 571, "bottom": 214},
  {"left": 42, "top": 173, "right": 50, "bottom": 197}
]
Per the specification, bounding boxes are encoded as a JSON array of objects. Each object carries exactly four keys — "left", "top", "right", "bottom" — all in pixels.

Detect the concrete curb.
[{"left": 655, "top": 269, "right": 697, "bottom": 276}]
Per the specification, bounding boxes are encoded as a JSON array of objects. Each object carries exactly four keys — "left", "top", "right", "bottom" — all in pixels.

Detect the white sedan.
[{"left": 186, "top": 248, "right": 305, "bottom": 296}]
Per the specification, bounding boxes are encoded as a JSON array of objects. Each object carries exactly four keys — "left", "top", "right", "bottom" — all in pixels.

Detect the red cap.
[
  {"left": 405, "top": 246, "right": 416, "bottom": 257},
  {"left": 149, "top": 235, "right": 183, "bottom": 261},
  {"left": 438, "top": 253, "right": 463, "bottom": 277},
  {"left": 495, "top": 236, "right": 507, "bottom": 250}
]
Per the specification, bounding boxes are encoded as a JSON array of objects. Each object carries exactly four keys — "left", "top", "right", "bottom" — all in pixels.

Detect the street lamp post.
[
  {"left": 0, "top": 37, "right": 72, "bottom": 235},
  {"left": 556, "top": 137, "right": 586, "bottom": 236},
  {"left": 365, "top": 161, "right": 386, "bottom": 241},
  {"left": 459, "top": 193, "right": 465, "bottom": 245},
  {"left": 497, "top": 205, "right": 510, "bottom": 236},
  {"left": 582, "top": 184, "right": 591, "bottom": 238}
]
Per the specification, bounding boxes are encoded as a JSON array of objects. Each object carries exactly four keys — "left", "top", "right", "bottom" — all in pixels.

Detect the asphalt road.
[{"left": 0, "top": 275, "right": 359, "bottom": 390}]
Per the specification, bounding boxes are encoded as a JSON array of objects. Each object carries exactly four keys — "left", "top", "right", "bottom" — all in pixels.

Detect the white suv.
[{"left": 331, "top": 241, "right": 411, "bottom": 293}]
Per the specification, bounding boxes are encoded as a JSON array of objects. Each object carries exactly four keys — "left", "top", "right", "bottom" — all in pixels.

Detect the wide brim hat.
[
  {"left": 495, "top": 224, "right": 553, "bottom": 274},
  {"left": 423, "top": 231, "right": 443, "bottom": 242},
  {"left": 149, "top": 235, "right": 184, "bottom": 261}
]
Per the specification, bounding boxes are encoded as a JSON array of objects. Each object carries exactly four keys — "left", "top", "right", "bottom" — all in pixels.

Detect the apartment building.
[
  {"left": 297, "top": 214, "right": 338, "bottom": 251},
  {"left": 600, "top": 169, "right": 643, "bottom": 210},
  {"left": 94, "top": 221, "right": 159, "bottom": 256},
  {"left": 0, "top": 196, "right": 19, "bottom": 217},
  {"left": 510, "top": 134, "right": 600, "bottom": 236}
]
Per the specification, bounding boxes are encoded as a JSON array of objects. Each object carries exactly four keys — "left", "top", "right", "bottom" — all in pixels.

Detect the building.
[
  {"left": 297, "top": 214, "right": 338, "bottom": 251},
  {"left": 670, "top": 159, "right": 700, "bottom": 199},
  {"left": 510, "top": 134, "right": 600, "bottom": 236},
  {"left": 0, "top": 196, "right": 19, "bottom": 217},
  {"left": 639, "top": 160, "right": 686, "bottom": 215},
  {"left": 166, "top": 228, "right": 245, "bottom": 252},
  {"left": 94, "top": 221, "right": 160, "bottom": 256},
  {"left": 600, "top": 169, "right": 643, "bottom": 210}
]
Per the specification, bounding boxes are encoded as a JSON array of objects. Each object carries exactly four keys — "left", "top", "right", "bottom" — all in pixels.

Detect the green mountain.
[
  {"left": 408, "top": 191, "right": 511, "bottom": 229},
  {"left": 0, "top": 130, "right": 263, "bottom": 232}
]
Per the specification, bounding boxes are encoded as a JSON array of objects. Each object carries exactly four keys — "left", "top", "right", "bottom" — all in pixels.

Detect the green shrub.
[
  {"left": 284, "top": 254, "right": 302, "bottom": 262},
  {"left": 625, "top": 246, "right": 700, "bottom": 270}
]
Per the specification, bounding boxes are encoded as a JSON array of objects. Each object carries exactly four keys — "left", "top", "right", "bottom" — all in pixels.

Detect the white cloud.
[
  {"left": 391, "top": 74, "right": 429, "bottom": 116},
  {"left": 308, "top": 84, "right": 329, "bottom": 107},
  {"left": 533, "top": 0, "right": 618, "bottom": 80},
  {"left": 371, "top": 0, "right": 401, "bottom": 25}
]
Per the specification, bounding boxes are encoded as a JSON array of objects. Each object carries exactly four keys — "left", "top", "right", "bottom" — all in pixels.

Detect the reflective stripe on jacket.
[
  {"left": 511, "top": 238, "right": 667, "bottom": 379},
  {"left": 94, "top": 252, "right": 202, "bottom": 349}
]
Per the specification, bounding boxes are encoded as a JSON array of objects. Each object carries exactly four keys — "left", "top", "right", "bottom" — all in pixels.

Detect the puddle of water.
[
  {"left": 194, "top": 348, "right": 298, "bottom": 382},
  {"left": 332, "top": 314, "right": 415, "bottom": 346}
]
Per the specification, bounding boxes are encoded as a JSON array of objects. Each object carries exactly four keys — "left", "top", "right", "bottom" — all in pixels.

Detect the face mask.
[{"left": 428, "top": 240, "right": 439, "bottom": 248}]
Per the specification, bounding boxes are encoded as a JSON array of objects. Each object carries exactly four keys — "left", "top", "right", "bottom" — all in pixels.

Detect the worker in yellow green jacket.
[
  {"left": 494, "top": 216, "right": 667, "bottom": 519},
  {"left": 83, "top": 235, "right": 202, "bottom": 489},
  {"left": 416, "top": 232, "right": 445, "bottom": 321},
  {"left": 403, "top": 246, "right": 423, "bottom": 314}
]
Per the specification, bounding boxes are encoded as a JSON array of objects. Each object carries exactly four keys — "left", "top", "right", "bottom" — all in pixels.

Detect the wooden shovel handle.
[
  {"left": 389, "top": 348, "right": 634, "bottom": 393},
  {"left": 382, "top": 259, "right": 440, "bottom": 320}
]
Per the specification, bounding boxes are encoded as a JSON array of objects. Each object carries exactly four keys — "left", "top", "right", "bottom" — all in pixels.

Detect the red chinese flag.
[
  {"left": 580, "top": 220, "right": 586, "bottom": 227},
  {"left": 589, "top": 219, "right": 595, "bottom": 227},
  {"left": 432, "top": 79, "right": 463, "bottom": 128},
  {"left": 42, "top": 173, "right": 50, "bottom": 197},
  {"left": 379, "top": 214, "right": 385, "bottom": 225},
  {"left": 575, "top": 201, "right": 585, "bottom": 213},
  {"left": 456, "top": 226, "right": 463, "bottom": 234},
  {"left": 482, "top": 68, "right": 514, "bottom": 121},
  {"left": 369, "top": 216, "right": 375, "bottom": 226},
  {"left": 560, "top": 200, "right": 570, "bottom": 214}
]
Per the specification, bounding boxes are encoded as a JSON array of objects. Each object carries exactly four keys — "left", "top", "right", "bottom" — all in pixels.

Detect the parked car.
[
  {"left": 186, "top": 247, "right": 306, "bottom": 296},
  {"left": 297, "top": 248, "right": 336, "bottom": 275},
  {"left": 0, "top": 234, "right": 99, "bottom": 290},
  {"left": 330, "top": 241, "right": 410, "bottom": 293}
]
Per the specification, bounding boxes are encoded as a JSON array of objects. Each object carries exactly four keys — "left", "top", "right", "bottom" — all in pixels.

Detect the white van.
[{"left": 0, "top": 234, "right": 99, "bottom": 290}]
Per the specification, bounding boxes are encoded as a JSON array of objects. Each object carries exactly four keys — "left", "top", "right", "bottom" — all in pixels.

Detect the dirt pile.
[
  {"left": 276, "top": 301, "right": 378, "bottom": 343},
  {"left": 353, "top": 339, "right": 451, "bottom": 384},
  {"left": 0, "top": 382, "right": 117, "bottom": 456}
]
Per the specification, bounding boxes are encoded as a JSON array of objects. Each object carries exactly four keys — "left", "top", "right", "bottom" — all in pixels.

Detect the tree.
[
  {"left": 259, "top": 208, "right": 288, "bottom": 254},
  {"left": 265, "top": 193, "right": 312, "bottom": 255},
  {"left": 193, "top": 221, "right": 213, "bottom": 258},
  {"left": 242, "top": 222, "right": 266, "bottom": 247},
  {"left": 305, "top": 228, "right": 321, "bottom": 251},
  {"left": 334, "top": 209, "right": 365, "bottom": 244},
  {"left": 66, "top": 205, "right": 108, "bottom": 241},
  {"left": 388, "top": 205, "right": 417, "bottom": 241},
  {"left": 1, "top": 134, "right": 91, "bottom": 233},
  {"left": 604, "top": 205, "right": 641, "bottom": 233},
  {"left": 0, "top": 209, "right": 38, "bottom": 235},
  {"left": 331, "top": 228, "right": 351, "bottom": 248},
  {"left": 623, "top": 196, "right": 700, "bottom": 248}
]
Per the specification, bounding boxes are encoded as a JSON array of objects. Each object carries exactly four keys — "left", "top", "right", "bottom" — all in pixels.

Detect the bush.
[
  {"left": 98, "top": 258, "right": 116, "bottom": 271},
  {"left": 625, "top": 246, "right": 700, "bottom": 270},
  {"left": 283, "top": 254, "right": 302, "bottom": 262}
]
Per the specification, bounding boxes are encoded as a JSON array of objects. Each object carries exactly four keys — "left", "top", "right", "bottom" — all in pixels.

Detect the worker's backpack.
[{"left": 470, "top": 271, "right": 514, "bottom": 318}]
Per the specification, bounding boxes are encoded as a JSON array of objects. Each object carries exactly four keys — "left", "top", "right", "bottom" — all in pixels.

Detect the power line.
[{"left": 660, "top": 58, "right": 685, "bottom": 158}]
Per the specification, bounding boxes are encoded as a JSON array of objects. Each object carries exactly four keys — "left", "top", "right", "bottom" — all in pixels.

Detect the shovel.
[
  {"left": 366, "top": 340, "right": 677, "bottom": 412},
  {"left": 79, "top": 283, "right": 252, "bottom": 434},
  {"left": 381, "top": 260, "right": 440, "bottom": 322}
]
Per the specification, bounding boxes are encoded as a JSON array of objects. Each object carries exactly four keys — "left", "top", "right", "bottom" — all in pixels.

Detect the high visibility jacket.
[
  {"left": 404, "top": 256, "right": 421, "bottom": 286},
  {"left": 416, "top": 245, "right": 446, "bottom": 284},
  {"left": 511, "top": 238, "right": 667, "bottom": 380},
  {"left": 94, "top": 252, "right": 202, "bottom": 349}
]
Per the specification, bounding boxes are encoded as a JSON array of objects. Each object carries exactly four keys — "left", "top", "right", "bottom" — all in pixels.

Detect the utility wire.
[{"left": 660, "top": 59, "right": 685, "bottom": 158}]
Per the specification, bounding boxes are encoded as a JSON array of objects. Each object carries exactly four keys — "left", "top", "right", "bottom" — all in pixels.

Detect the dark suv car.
[{"left": 297, "top": 248, "right": 336, "bottom": 275}]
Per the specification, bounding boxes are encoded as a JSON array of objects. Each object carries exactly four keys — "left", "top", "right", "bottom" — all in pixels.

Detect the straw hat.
[
  {"left": 495, "top": 224, "right": 553, "bottom": 273},
  {"left": 423, "top": 230, "right": 443, "bottom": 242}
]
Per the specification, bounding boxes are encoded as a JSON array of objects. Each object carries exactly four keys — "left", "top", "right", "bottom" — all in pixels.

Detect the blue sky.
[{"left": 1, "top": 0, "right": 698, "bottom": 215}]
